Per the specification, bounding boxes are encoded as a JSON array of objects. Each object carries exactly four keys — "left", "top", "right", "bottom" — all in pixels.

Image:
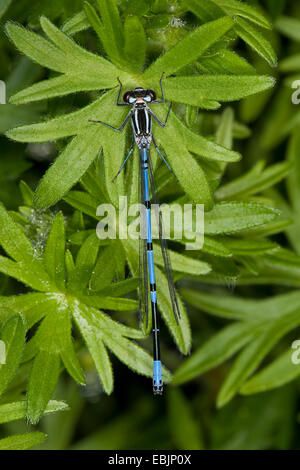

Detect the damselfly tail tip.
[{"left": 153, "top": 360, "right": 163, "bottom": 395}]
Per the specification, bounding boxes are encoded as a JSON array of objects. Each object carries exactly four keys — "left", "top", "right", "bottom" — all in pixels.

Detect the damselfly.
[{"left": 90, "top": 75, "right": 180, "bottom": 394}]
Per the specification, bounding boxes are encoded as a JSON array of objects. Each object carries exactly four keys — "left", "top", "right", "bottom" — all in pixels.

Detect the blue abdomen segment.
[{"left": 153, "top": 360, "right": 163, "bottom": 394}]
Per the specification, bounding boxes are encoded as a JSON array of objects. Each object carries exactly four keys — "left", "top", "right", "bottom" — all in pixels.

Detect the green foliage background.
[{"left": 0, "top": 0, "right": 300, "bottom": 450}]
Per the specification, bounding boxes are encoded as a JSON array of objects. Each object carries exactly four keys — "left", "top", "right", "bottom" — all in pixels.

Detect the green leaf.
[
  {"left": 216, "top": 107, "right": 234, "bottom": 149},
  {"left": 173, "top": 322, "right": 257, "bottom": 385},
  {"left": 64, "top": 191, "right": 99, "bottom": 219},
  {"left": 6, "top": 22, "right": 69, "bottom": 74},
  {"left": 183, "top": 0, "right": 222, "bottom": 22},
  {"left": 62, "top": 11, "right": 90, "bottom": 35},
  {"left": 211, "top": 0, "right": 271, "bottom": 28},
  {"left": 276, "top": 16, "right": 300, "bottom": 42},
  {"left": 241, "top": 349, "right": 300, "bottom": 395},
  {"left": 0, "top": 204, "right": 34, "bottom": 262},
  {"left": 97, "top": 277, "right": 139, "bottom": 296},
  {"left": 202, "top": 237, "right": 232, "bottom": 257},
  {"left": 44, "top": 213, "right": 65, "bottom": 291},
  {"left": 0, "top": 0, "right": 11, "bottom": 20},
  {"left": 10, "top": 75, "right": 112, "bottom": 105},
  {"left": 19, "top": 181, "right": 34, "bottom": 206},
  {"left": 123, "top": 16, "right": 146, "bottom": 73},
  {"left": 198, "top": 48, "right": 256, "bottom": 75},
  {"left": 221, "top": 238, "right": 278, "bottom": 256},
  {"left": 217, "top": 310, "right": 300, "bottom": 407},
  {"left": 167, "top": 388, "right": 204, "bottom": 450},
  {"left": 234, "top": 18, "right": 277, "bottom": 67},
  {"left": 164, "top": 75, "right": 276, "bottom": 105},
  {"left": 0, "top": 256, "right": 51, "bottom": 292},
  {"left": 280, "top": 54, "right": 300, "bottom": 73},
  {"left": 182, "top": 289, "right": 300, "bottom": 322},
  {"left": 0, "top": 400, "right": 68, "bottom": 424},
  {"left": 6, "top": 88, "right": 122, "bottom": 143},
  {"left": 7, "top": 18, "right": 119, "bottom": 105},
  {"left": 81, "top": 294, "right": 138, "bottom": 311},
  {"left": 26, "top": 301, "right": 85, "bottom": 385},
  {"left": 0, "top": 315, "right": 26, "bottom": 397},
  {"left": 181, "top": 289, "right": 254, "bottom": 321},
  {"left": 27, "top": 350, "right": 61, "bottom": 424},
  {"left": 143, "top": 16, "right": 234, "bottom": 78},
  {"left": 90, "top": 245, "right": 119, "bottom": 291},
  {"left": 94, "top": 0, "right": 124, "bottom": 64},
  {"left": 68, "top": 234, "right": 100, "bottom": 292},
  {"left": 155, "top": 113, "right": 213, "bottom": 208},
  {"left": 71, "top": 301, "right": 113, "bottom": 394},
  {"left": 34, "top": 126, "right": 101, "bottom": 209},
  {"left": 204, "top": 202, "right": 279, "bottom": 235},
  {"left": 103, "top": 329, "right": 172, "bottom": 383},
  {"left": 154, "top": 247, "right": 211, "bottom": 276},
  {"left": 173, "top": 113, "right": 241, "bottom": 163},
  {"left": 0, "top": 293, "right": 54, "bottom": 328},
  {"left": 215, "top": 161, "right": 292, "bottom": 200},
  {"left": 0, "top": 432, "right": 46, "bottom": 450}
]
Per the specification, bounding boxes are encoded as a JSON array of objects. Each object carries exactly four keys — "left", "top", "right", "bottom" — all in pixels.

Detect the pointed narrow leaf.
[
  {"left": 241, "top": 349, "right": 300, "bottom": 395},
  {"left": 144, "top": 16, "right": 234, "bottom": 78},
  {"left": 124, "top": 16, "right": 146, "bottom": 73},
  {"left": 211, "top": 0, "right": 271, "bottom": 28},
  {"left": 94, "top": 0, "right": 124, "bottom": 63},
  {"left": 173, "top": 114, "right": 240, "bottom": 162},
  {"left": 235, "top": 18, "right": 277, "bottom": 66},
  {"left": 34, "top": 125, "right": 101, "bottom": 209},
  {"left": 0, "top": 204, "right": 34, "bottom": 262},
  {"left": 173, "top": 322, "right": 257, "bottom": 385},
  {"left": 0, "top": 432, "right": 46, "bottom": 450},
  {"left": 10, "top": 74, "right": 114, "bottom": 105},
  {"left": 62, "top": 10, "right": 90, "bottom": 35},
  {"left": 68, "top": 233, "right": 100, "bottom": 292},
  {"left": 71, "top": 302, "right": 113, "bottom": 394},
  {"left": 0, "top": 315, "right": 26, "bottom": 397},
  {"left": 0, "top": 0, "right": 11, "bottom": 20},
  {"left": 155, "top": 114, "right": 213, "bottom": 208},
  {"left": 5, "top": 22, "right": 68, "bottom": 73},
  {"left": 27, "top": 350, "right": 61, "bottom": 424},
  {"left": 204, "top": 202, "right": 279, "bottom": 235},
  {"left": 276, "top": 16, "right": 300, "bottom": 42},
  {"left": 217, "top": 310, "right": 300, "bottom": 407},
  {"left": 164, "top": 75, "right": 276, "bottom": 105},
  {"left": 216, "top": 161, "right": 292, "bottom": 200},
  {"left": 0, "top": 400, "right": 68, "bottom": 424}
]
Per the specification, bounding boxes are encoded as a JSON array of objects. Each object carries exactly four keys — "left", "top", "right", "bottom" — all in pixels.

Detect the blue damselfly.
[{"left": 90, "top": 76, "right": 180, "bottom": 394}]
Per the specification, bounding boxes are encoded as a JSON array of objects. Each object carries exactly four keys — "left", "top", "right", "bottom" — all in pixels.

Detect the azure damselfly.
[{"left": 90, "top": 75, "right": 180, "bottom": 394}]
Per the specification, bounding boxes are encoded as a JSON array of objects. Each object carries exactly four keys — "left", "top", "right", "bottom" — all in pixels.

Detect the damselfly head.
[{"left": 123, "top": 88, "right": 156, "bottom": 104}]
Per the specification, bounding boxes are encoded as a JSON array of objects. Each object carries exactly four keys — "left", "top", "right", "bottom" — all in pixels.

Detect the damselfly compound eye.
[
  {"left": 144, "top": 96, "right": 151, "bottom": 102},
  {"left": 148, "top": 90, "right": 156, "bottom": 101},
  {"left": 123, "top": 91, "right": 131, "bottom": 103},
  {"left": 128, "top": 96, "right": 136, "bottom": 104}
]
